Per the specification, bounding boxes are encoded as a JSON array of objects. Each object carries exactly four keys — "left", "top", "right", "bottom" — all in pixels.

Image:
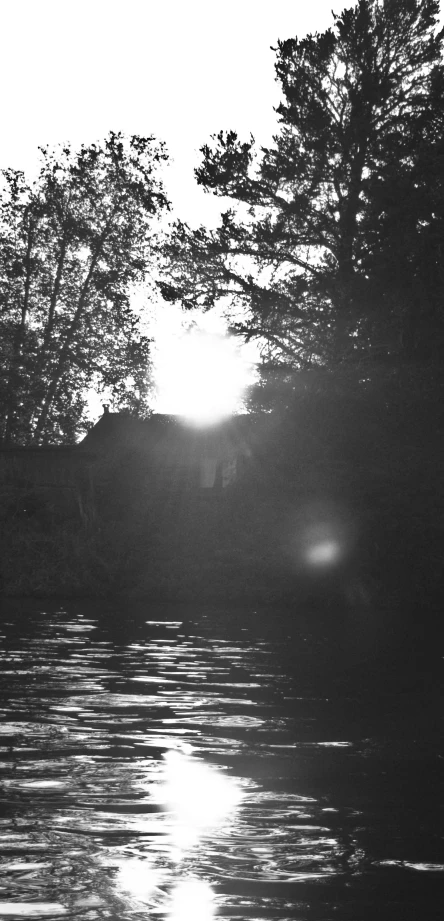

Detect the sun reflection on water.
[
  {"left": 162, "top": 749, "right": 242, "bottom": 855},
  {"left": 110, "top": 749, "right": 241, "bottom": 919},
  {"left": 170, "top": 878, "right": 215, "bottom": 921},
  {"left": 3, "top": 606, "right": 442, "bottom": 920},
  {"left": 114, "top": 857, "right": 163, "bottom": 903}
]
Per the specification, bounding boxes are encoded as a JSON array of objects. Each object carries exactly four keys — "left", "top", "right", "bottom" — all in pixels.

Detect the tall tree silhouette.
[
  {"left": 0, "top": 132, "right": 169, "bottom": 444},
  {"left": 163, "top": 0, "right": 444, "bottom": 367}
]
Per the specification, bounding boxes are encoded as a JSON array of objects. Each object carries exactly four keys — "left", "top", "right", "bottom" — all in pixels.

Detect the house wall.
[{"left": 79, "top": 413, "right": 256, "bottom": 495}]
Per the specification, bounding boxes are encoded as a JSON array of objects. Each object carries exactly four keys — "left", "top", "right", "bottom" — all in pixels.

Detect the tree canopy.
[
  {"left": 0, "top": 132, "right": 169, "bottom": 445},
  {"left": 162, "top": 0, "right": 444, "bottom": 370}
]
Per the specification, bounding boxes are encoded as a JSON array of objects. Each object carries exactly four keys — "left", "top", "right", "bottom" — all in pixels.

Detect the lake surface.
[{"left": 0, "top": 599, "right": 442, "bottom": 920}]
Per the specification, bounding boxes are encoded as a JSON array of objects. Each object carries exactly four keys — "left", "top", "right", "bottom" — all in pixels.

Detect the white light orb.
[{"left": 306, "top": 539, "right": 341, "bottom": 566}]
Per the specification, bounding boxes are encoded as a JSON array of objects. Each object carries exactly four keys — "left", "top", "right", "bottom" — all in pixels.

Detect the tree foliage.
[
  {"left": 163, "top": 0, "right": 444, "bottom": 368},
  {"left": 0, "top": 132, "right": 169, "bottom": 444}
]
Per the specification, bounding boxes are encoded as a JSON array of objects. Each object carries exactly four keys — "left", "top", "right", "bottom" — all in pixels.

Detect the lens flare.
[
  {"left": 306, "top": 539, "right": 341, "bottom": 566},
  {"left": 289, "top": 500, "right": 356, "bottom": 572}
]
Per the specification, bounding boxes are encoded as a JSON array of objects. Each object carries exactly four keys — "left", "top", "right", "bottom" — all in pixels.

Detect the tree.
[
  {"left": 162, "top": 0, "right": 444, "bottom": 369},
  {"left": 0, "top": 132, "right": 169, "bottom": 445}
]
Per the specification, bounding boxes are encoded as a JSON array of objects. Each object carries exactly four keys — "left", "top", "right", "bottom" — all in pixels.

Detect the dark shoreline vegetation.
[{"left": 2, "top": 368, "right": 443, "bottom": 618}]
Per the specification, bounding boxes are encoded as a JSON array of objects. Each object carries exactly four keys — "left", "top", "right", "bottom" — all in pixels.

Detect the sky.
[{"left": 1, "top": 0, "right": 354, "bottom": 226}]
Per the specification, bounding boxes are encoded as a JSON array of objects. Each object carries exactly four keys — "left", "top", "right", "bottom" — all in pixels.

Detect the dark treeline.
[
  {"left": 1, "top": 0, "right": 444, "bottom": 610},
  {"left": 164, "top": 0, "right": 444, "bottom": 377},
  {"left": 1, "top": 1, "right": 444, "bottom": 444}
]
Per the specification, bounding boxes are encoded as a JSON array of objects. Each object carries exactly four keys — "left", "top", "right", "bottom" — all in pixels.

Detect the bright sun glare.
[
  {"left": 111, "top": 749, "right": 241, "bottom": 919},
  {"left": 154, "top": 330, "right": 254, "bottom": 425},
  {"left": 162, "top": 749, "right": 242, "bottom": 852}
]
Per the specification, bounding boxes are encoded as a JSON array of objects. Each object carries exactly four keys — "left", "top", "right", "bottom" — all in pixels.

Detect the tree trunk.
[
  {"left": 31, "top": 231, "right": 107, "bottom": 443},
  {"left": 3, "top": 220, "right": 35, "bottom": 444},
  {"left": 42, "top": 234, "right": 68, "bottom": 353}
]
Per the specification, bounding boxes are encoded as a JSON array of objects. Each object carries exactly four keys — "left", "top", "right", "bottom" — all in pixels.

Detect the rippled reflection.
[
  {"left": 162, "top": 749, "right": 242, "bottom": 855},
  {"left": 114, "top": 856, "right": 163, "bottom": 903},
  {"left": 0, "top": 602, "right": 442, "bottom": 920},
  {"left": 170, "top": 878, "right": 215, "bottom": 921}
]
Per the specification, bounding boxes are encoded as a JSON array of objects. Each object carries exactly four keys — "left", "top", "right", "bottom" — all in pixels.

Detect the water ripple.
[{"left": 0, "top": 603, "right": 442, "bottom": 919}]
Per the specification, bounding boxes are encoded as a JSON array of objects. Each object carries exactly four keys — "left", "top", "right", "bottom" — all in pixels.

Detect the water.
[{"left": 0, "top": 600, "right": 442, "bottom": 920}]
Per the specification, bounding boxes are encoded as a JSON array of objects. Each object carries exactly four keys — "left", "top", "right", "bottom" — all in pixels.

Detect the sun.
[{"left": 153, "top": 329, "right": 253, "bottom": 425}]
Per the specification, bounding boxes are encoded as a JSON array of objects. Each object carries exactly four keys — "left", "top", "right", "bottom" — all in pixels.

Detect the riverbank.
[
  {"left": 1, "top": 457, "right": 442, "bottom": 613},
  {"left": 1, "top": 373, "right": 443, "bottom": 613}
]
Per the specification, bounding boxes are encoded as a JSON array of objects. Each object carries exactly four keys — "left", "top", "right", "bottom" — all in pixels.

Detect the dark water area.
[{"left": 0, "top": 599, "right": 442, "bottom": 920}]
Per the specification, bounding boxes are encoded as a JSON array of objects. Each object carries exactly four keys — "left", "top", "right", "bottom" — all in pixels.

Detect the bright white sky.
[{"left": 1, "top": 0, "right": 353, "bottom": 225}]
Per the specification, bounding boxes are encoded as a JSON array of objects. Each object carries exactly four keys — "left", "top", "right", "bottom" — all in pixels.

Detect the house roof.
[{"left": 78, "top": 412, "right": 273, "bottom": 462}]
